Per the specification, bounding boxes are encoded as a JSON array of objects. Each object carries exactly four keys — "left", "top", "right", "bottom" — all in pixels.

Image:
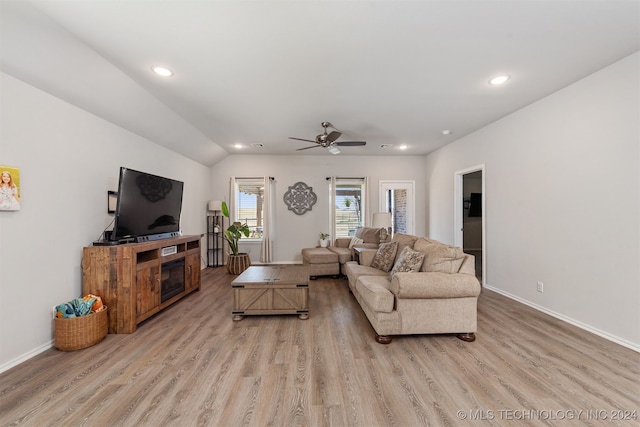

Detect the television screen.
[
  {"left": 112, "top": 167, "right": 184, "bottom": 241},
  {"left": 468, "top": 192, "right": 482, "bottom": 217}
]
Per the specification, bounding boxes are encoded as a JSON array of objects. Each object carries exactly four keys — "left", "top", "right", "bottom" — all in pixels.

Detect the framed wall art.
[
  {"left": 0, "top": 165, "right": 21, "bottom": 211},
  {"left": 283, "top": 181, "right": 317, "bottom": 215}
]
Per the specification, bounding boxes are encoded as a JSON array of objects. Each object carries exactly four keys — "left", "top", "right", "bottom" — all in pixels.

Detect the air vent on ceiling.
[
  {"left": 379, "top": 144, "right": 393, "bottom": 149},
  {"left": 250, "top": 143, "right": 264, "bottom": 148}
]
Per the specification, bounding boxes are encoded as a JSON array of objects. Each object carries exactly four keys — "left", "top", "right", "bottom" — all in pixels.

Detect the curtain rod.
[
  {"left": 234, "top": 177, "right": 274, "bottom": 180},
  {"left": 326, "top": 177, "right": 365, "bottom": 180}
]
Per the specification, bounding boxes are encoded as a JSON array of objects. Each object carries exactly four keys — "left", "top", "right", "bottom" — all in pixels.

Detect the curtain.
[
  {"left": 228, "top": 177, "right": 237, "bottom": 221},
  {"left": 260, "top": 176, "right": 273, "bottom": 263},
  {"left": 329, "top": 177, "right": 337, "bottom": 243}
]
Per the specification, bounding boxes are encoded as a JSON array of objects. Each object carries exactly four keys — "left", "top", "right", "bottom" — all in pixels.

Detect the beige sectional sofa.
[
  {"left": 330, "top": 227, "right": 386, "bottom": 274},
  {"left": 302, "top": 227, "right": 386, "bottom": 278},
  {"left": 343, "top": 233, "right": 481, "bottom": 344}
]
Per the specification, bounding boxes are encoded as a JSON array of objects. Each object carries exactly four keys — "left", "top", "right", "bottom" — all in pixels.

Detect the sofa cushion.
[
  {"left": 390, "top": 233, "right": 419, "bottom": 264},
  {"left": 413, "top": 238, "right": 465, "bottom": 274},
  {"left": 344, "top": 261, "right": 389, "bottom": 288},
  {"left": 327, "top": 246, "right": 352, "bottom": 264},
  {"left": 356, "top": 276, "right": 394, "bottom": 313},
  {"left": 458, "top": 254, "right": 476, "bottom": 276},
  {"left": 370, "top": 241, "right": 399, "bottom": 272},
  {"left": 334, "top": 237, "right": 352, "bottom": 248},
  {"left": 390, "top": 246, "right": 425, "bottom": 278},
  {"left": 301, "top": 247, "right": 339, "bottom": 264},
  {"left": 355, "top": 227, "right": 383, "bottom": 244}
]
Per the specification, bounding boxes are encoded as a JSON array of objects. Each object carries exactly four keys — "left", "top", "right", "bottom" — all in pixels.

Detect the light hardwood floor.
[{"left": 1, "top": 268, "right": 638, "bottom": 426}]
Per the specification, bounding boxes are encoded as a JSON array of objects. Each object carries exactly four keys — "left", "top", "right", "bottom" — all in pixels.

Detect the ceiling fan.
[{"left": 289, "top": 122, "right": 366, "bottom": 154}]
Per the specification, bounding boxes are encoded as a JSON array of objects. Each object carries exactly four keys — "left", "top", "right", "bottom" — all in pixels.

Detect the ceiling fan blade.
[
  {"left": 326, "top": 130, "right": 342, "bottom": 143},
  {"left": 296, "top": 145, "right": 321, "bottom": 151},
  {"left": 335, "top": 141, "right": 367, "bottom": 147},
  {"left": 289, "top": 137, "right": 317, "bottom": 143}
]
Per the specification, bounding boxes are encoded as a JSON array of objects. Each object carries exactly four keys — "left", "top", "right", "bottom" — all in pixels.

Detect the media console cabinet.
[{"left": 82, "top": 235, "right": 201, "bottom": 334}]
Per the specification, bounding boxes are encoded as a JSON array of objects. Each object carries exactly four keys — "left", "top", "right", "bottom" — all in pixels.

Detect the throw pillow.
[
  {"left": 390, "top": 246, "right": 425, "bottom": 278},
  {"left": 348, "top": 236, "right": 364, "bottom": 249},
  {"left": 355, "top": 227, "right": 383, "bottom": 244},
  {"left": 370, "top": 241, "right": 399, "bottom": 272},
  {"left": 390, "top": 233, "right": 419, "bottom": 264}
]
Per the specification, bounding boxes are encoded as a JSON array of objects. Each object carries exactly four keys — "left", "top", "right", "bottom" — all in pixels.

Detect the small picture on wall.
[{"left": 0, "top": 165, "right": 21, "bottom": 211}]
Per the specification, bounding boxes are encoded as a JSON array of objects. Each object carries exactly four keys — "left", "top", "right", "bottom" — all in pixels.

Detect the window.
[
  {"left": 234, "top": 178, "right": 264, "bottom": 239},
  {"left": 332, "top": 178, "right": 366, "bottom": 238}
]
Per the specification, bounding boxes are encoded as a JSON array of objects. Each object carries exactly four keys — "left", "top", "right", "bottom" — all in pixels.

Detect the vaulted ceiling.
[{"left": 2, "top": 1, "right": 638, "bottom": 166}]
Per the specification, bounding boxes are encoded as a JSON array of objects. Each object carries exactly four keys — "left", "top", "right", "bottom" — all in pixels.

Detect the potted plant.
[
  {"left": 319, "top": 232, "right": 330, "bottom": 248},
  {"left": 221, "top": 201, "right": 251, "bottom": 274}
]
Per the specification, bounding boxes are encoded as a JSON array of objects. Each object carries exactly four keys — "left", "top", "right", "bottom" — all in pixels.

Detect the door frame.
[
  {"left": 378, "top": 180, "right": 415, "bottom": 235},
  {"left": 454, "top": 165, "right": 486, "bottom": 286}
]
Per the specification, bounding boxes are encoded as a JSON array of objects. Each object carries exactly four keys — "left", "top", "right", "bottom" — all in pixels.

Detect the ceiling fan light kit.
[{"left": 290, "top": 122, "right": 366, "bottom": 154}]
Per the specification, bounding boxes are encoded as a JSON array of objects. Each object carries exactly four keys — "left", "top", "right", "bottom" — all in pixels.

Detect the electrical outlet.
[{"left": 537, "top": 281, "right": 544, "bottom": 293}]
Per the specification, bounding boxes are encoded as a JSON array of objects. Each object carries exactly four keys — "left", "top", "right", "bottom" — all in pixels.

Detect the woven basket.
[
  {"left": 54, "top": 307, "right": 108, "bottom": 351},
  {"left": 227, "top": 253, "right": 251, "bottom": 275}
]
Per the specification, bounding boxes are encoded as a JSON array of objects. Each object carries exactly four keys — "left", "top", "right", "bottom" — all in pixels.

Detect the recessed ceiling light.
[
  {"left": 441, "top": 130, "right": 452, "bottom": 135},
  {"left": 234, "top": 143, "right": 243, "bottom": 149},
  {"left": 489, "top": 74, "right": 510, "bottom": 85},
  {"left": 399, "top": 144, "right": 408, "bottom": 150},
  {"left": 152, "top": 66, "right": 173, "bottom": 77}
]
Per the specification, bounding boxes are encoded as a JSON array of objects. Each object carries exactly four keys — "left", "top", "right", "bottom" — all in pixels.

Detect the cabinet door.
[
  {"left": 186, "top": 253, "right": 201, "bottom": 291},
  {"left": 137, "top": 265, "right": 160, "bottom": 318}
]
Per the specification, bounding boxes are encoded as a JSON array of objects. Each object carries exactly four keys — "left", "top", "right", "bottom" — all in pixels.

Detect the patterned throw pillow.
[
  {"left": 390, "top": 246, "right": 425, "bottom": 278},
  {"left": 370, "top": 241, "right": 399, "bottom": 272}
]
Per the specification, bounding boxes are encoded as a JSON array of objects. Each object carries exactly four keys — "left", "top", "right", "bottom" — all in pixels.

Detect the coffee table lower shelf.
[{"left": 231, "top": 266, "right": 309, "bottom": 321}]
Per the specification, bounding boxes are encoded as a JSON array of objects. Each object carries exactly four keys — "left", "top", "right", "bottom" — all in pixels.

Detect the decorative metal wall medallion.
[{"left": 283, "top": 181, "right": 317, "bottom": 215}]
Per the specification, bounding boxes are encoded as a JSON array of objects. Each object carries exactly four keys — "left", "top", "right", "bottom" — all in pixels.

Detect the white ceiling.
[{"left": 2, "top": 0, "right": 638, "bottom": 166}]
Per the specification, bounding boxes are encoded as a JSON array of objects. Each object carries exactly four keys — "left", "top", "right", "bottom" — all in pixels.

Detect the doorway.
[
  {"left": 454, "top": 166, "right": 485, "bottom": 285},
  {"left": 379, "top": 180, "right": 415, "bottom": 235}
]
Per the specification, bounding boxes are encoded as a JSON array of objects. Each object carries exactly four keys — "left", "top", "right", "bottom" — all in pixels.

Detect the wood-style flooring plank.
[{"left": 1, "top": 268, "right": 638, "bottom": 427}]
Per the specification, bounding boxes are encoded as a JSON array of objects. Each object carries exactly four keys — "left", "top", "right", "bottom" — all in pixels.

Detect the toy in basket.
[{"left": 54, "top": 294, "right": 107, "bottom": 351}]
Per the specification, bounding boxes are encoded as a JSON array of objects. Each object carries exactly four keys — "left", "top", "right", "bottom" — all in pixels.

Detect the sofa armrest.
[
  {"left": 335, "top": 238, "right": 352, "bottom": 248},
  {"left": 391, "top": 272, "right": 481, "bottom": 299},
  {"left": 357, "top": 248, "right": 378, "bottom": 266}
]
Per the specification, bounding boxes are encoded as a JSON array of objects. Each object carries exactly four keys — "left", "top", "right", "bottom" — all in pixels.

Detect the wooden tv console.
[{"left": 82, "top": 235, "right": 201, "bottom": 334}]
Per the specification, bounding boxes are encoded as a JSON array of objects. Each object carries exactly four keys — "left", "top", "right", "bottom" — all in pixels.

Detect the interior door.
[{"left": 454, "top": 166, "right": 485, "bottom": 286}]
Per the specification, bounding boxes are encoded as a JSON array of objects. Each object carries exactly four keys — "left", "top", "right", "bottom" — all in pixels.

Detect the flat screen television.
[
  {"left": 468, "top": 192, "right": 482, "bottom": 217},
  {"left": 111, "top": 167, "right": 184, "bottom": 243}
]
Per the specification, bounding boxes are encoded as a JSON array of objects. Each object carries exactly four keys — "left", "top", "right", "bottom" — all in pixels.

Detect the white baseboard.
[
  {"left": 0, "top": 341, "right": 53, "bottom": 374},
  {"left": 484, "top": 284, "right": 640, "bottom": 353}
]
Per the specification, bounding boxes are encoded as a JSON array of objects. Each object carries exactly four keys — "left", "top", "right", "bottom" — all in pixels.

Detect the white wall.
[
  {"left": 0, "top": 73, "right": 211, "bottom": 371},
  {"left": 210, "top": 155, "right": 427, "bottom": 263},
  {"left": 424, "top": 52, "right": 640, "bottom": 350}
]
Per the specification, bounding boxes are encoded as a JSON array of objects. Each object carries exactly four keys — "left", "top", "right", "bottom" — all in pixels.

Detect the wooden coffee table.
[{"left": 231, "top": 265, "right": 309, "bottom": 321}]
